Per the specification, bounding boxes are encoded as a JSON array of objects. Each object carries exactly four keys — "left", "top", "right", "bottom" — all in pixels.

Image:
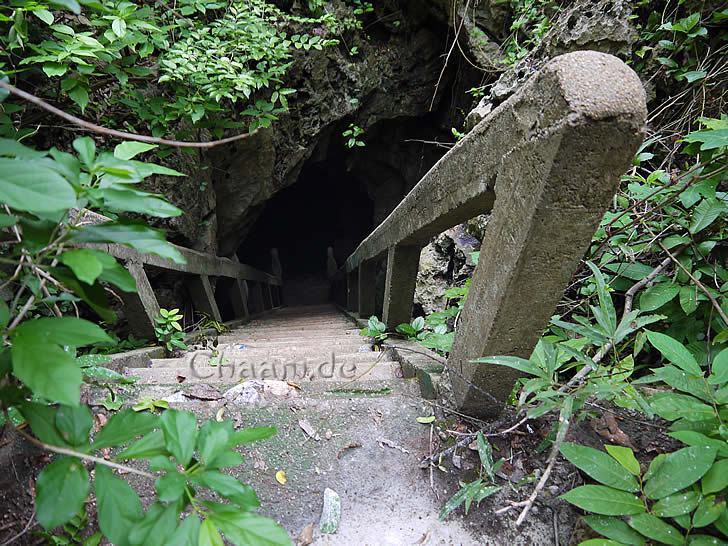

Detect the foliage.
[
  {"left": 359, "top": 315, "right": 387, "bottom": 342},
  {"left": 154, "top": 307, "right": 187, "bottom": 353},
  {"left": 0, "top": 138, "right": 287, "bottom": 544},
  {"left": 439, "top": 433, "right": 503, "bottom": 520},
  {"left": 500, "top": 0, "right": 553, "bottom": 66},
  {"left": 343, "top": 123, "right": 365, "bottom": 148}
]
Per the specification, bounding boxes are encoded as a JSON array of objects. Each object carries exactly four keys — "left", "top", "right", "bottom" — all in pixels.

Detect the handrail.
[
  {"left": 77, "top": 211, "right": 282, "bottom": 338},
  {"left": 338, "top": 51, "right": 646, "bottom": 418}
]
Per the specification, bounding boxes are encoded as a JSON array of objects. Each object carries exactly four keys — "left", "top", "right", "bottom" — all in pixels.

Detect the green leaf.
[
  {"left": 679, "top": 285, "right": 699, "bottom": 315},
  {"left": 689, "top": 198, "right": 726, "bottom": 234},
  {"left": 683, "top": 128, "right": 728, "bottom": 150},
  {"left": 94, "top": 409, "right": 159, "bottom": 449},
  {"left": 0, "top": 159, "right": 76, "bottom": 214},
  {"left": 692, "top": 495, "right": 725, "bottom": 527},
  {"left": 103, "top": 187, "right": 182, "bottom": 218},
  {"left": 60, "top": 249, "right": 104, "bottom": 285},
  {"left": 560, "top": 443, "right": 640, "bottom": 492},
  {"left": 583, "top": 515, "right": 645, "bottom": 545},
  {"left": 604, "top": 445, "right": 641, "bottom": 476},
  {"left": 652, "top": 490, "right": 702, "bottom": 517},
  {"left": 12, "top": 336, "right": 81, "bottom": 405},
  {"left": 49, "top": 0, "right": 81, "bottom": 13},
  {"left": 111, "top": 18, "right": 127, "bottom": 38},
  {"left": 643, "top": 446, "right": 717, "bottom": 499},
  {"left": 199, "top": 519, "right": 225, "bottom": 546},
  {"left": 646, "top": 331, "right": 702, "bottom": 375},
  {"left": 191, "top": 471, "right": 259, "bottom": 509},
  {"left": 627, "top": 513, "right": 683, "bottom": 546},
  {"left": 117, "top": 429, "right": 168, "bottom": 459},
  {"left": 128, "top": 503, "right": 178, "bottom": 545},
  {"left": 709, "top": 348, "right": 728, "bottom": 384},
  {"left": 68, "top": 85, "right": 89, "bottom": 112},
  {"left": 55, "top": 404, "right": 92, "bottom": 447},
  {"left": 560, "top": 485, "right": 645, "bottom": 515},
  {"left": 668, "top": 431, "right": 728, "bottom": 457},
  {"left": 95, "top": 465, "right": 143, "bottom": 546},
  {"left": 212, "top": 512, "right": 293, "bottom": 546},
  {"left": 19, "top": 402, "right": 69, "bottom": 446},
  {"left": 14, "top": 317, "right": 113, "bottom": 346},
  {"left": 162, "top": 516, "right": 200, "bottom": 546},
  {"left": 36, "top": 456, "right": 90, "bottom": 530},
  {"left": 160, "top": 410, "right": 197, "bottom": 466},
  {"left": 649, "top": 392, "right": 715, "bottom": 422},
  {"left": 197, "top": 420, "right": 233, "bottom": 465},
  {"left": 639, "top": 283, "right": 679, "bottom": 311},
  {"left": 701, "top": 458, "right": 728, "bottom": 494},
  {"left": 33, "top": 9, "right": 55, "bottom": 24},
  {"left": 43, "top": 63, "right": 67, "bottom": 77},
  {"left": 155, "top": 471, "right": 187, "bottom": 503},
  {"left": 474, "top": 356, "right": 545, "bottom": 378},
  {"left": 72, "top": 137, "right": 95, "bottom": 167},
  {"left": 229, "top": 427, "right": 276, "bottom": 446},
  {"left": 70, "top": 220, "right": 185, "bottom": 264},
  {"left": 114, "top": 141, "right": 158, "bottom": 160}
]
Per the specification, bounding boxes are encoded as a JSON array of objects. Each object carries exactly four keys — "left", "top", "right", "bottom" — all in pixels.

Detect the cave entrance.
[{"left": 237, "top": 152, "right": 375, "bottom": 306}]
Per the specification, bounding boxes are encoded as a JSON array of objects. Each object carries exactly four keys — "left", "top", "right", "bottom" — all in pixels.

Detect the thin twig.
[{"left": 0, "top": 80, "right": 256, "bottom": 149}]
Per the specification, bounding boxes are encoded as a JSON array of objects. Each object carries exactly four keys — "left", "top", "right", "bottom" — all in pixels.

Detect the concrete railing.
[
  {"left": 95, "top": 240, "right": 282, "bottom": 339},
  {"left": 338, "top": 51, "right": 647, "bottom": 418}
]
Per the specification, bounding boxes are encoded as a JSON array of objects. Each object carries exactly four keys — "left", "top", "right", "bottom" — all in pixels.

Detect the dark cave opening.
[{"left": 236, "top": 150, "right": 375, "bottom": 306}]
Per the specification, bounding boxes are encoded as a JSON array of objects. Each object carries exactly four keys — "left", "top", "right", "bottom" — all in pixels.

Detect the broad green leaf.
[
  {"left": 579, "top": 540, "right": 621, "bottom": 546},
  {"left": 70, "top": 221, "right": 185, "bottom": 264},
  {"left": 605, "top": 445, "right": 641, "bottom": 476},
  {"left": 103, "top": 187, "right": 182, "bottom": 218},
  {"left": 68, "top": 85, "right": 89, "bottom": 112},
  {"left": 95, "top": 465, "right": 143, "bottom": 546},
  {"left": 12, "top": 336, "right": 81, "bottom": 405},
  {"left": 162, "top": 516, "right": 200, "bottom": 546},
  {"left": 0, "top": 159, "right": 76, "bottom": 214},
  {"left": 117, "top": 429, "right": 168, "bottom": 459},
  {"left": 0, "top": 300, "right": 9, "bottom": 330},
  {"left": 36, "top": 456, "right": 89, "bottom": 530},
  {"left": 651, "top": 365, "right": 712, "bottom": 401},
  {"left": 19, "top": 401, "right": 69, "bottom": 446},
  {"left": 55, "top": 404, "right": 92, "bottom": 447},
  {"left": 197, "top": 420, "right": 233, "bottom": 465},
  {"left": 161, "top": 410, "right": 198, "bottom": 466},
  {"left": 627, "top": 513, "right": 683, "bottom": 546},
  {"left": 649, "top": 392, "right": 715, "bottom": 422},
  {"left": 652, "top": 490, "right": 702, "bottom": 517},
  {"left": 94, "top": 409, "right": 159, "bottom": 449},
  {"left": 679, "top": 285, "right": 699, "bottom": 315},
  {"left": 561, "top": 485, "right": 645, "bottom": 515},
  {"left": 49, "top": 0, "right": 81, "bottom": 13},
  {"left": 474, "top": 356, "right": 545, "bottom": 378},
  {"left": 212, "top": 512, "right": 293, "bottom": 546},
  {"left": 191, "top": 471, "right": 259, "bottom": 509},
  {"left": 689, "top": 198, "right": 726, "bottom": 234},
  {"left": 709, "top": 348, "right": 728, "bottom": 384},
  {"left": 683, "top": 128, "right": 728, "bottom": 150},
  {"left": 33, "top": 9, "right": 54, "bottom": 24},
  {"left": 560, "top": 443, "right": 640, "bottom": 492},
  {"left": 639, "top": 283, "right": 679, "bottom": 311},
  {"left": 669, "top": 431, "right": 728, "bottom": 457},
  {"left": 229, "top": 427, "right": 276, "bottom": 446},
  {"left": 692, "top": 496, "right": 725, "bottom": 527},
  {"left": 646, "top": 331, "right": 702, "bottom": 375},
  {"left": 199, "top": 519, "right": 225, "bottom": 546},
  {"left": 13, "top": 317, "right": 112, "bottom": 346},
  {"left": 60, "top": 249, "right": 104, "bottom": 285},
  {"left": 128, "top": 503, "right": 178, "bottom": 546},
  {"left": 155, "top": 471, "right": 187, "bottom": 503},
  {"left": 643, "top": 446, "right": 717, "bottom": 499},
  {"left": 114, "top": 141, "right": 158, "bottom": 160},
  {"left": 583, "top": 515, "right": 645, "bottom": 545},
  {"left": 701, "top": 459, "right": 728, "bottom": 494}
]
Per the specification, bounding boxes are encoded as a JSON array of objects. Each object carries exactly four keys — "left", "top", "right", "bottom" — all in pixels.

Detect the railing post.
[
  {"left": 187, "top": 274, "right": 222, "bottom": 322},
  {"left": 118, "top": 261, "right": 160, "bottom": 339},
  {"left": 446, "top": 52, "right": 646, "bottom": 418},
  {"left": 229, "top": 277, "right": 249, "bottom": 319},
  {"left": 346, "top": 270, "right": 359, "bottom": 312},
  {"left": 382, "top": 245, "right": 420, "bottom": 330},
  {"left": 358, "top": 259, "right": 377, "bottom": 318},
  {"left": 263, "top": 283, "right": 273, "bottom": 309}
]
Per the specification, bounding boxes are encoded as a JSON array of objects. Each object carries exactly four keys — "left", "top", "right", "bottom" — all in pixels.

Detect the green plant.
[
  {"left": 439, "top": 433, "right": 503, "bottom": 520},
  {"left": 343, "top": 123, "right": 365, "bottom": 148},
  {"left": 154, "top": 308, "right": 188, "bottom": 353},
  {"left": 360, "top": 315, "right": 387, "bottom": 343},
  {"left": 396, "top": 316, "right": 426, "bottom": 339},
  {"left": 0, "top": 137, "right": 288, "bottom": 544}
]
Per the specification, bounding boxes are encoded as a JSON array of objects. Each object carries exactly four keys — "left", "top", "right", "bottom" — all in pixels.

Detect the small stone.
[{"left": 319, "top": 488, "right": 341, "bottom": 534}]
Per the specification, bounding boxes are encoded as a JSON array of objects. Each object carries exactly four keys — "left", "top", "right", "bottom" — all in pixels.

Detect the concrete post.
[
  {"left": 187, "top": 274, "right": 222, "bottom": 322},
  {"left": 446, "top": 52, "right": 646, "bottom": 418},
  {"left": 271, "top": 248, "right": 283, "bottom": 281},
  {"left": 118, "top": 261, "right": 159, "bottom": 339},
  {"left": 382, "top": 245, "right": 420, "bottom": 330},
  {"left": 346, "top": 270, "right": 358, "bottom": 312},
  {"left": 263, "top": 283, "right": 274, "bottom": 309},
  {"left": 229, "top": 277, "right": 249, "bottom": 319},
  {"left": 358, "top": 259, "right": 377, "bottom": 318}
]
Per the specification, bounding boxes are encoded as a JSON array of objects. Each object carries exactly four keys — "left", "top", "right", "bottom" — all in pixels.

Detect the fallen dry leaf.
[
  {"left": 378, "top": 438, "right": 410, "bottom": 454},
  {"left": 337, "top": 442, "right": 362, "bottom": 459},
  {"left": 275, "top": 470, "right": 287, "bottom": 485},
  {"left": 93, "top": 413, "right": 108, "bottom": 432},
  {"left": 298, "top": 419, "right": 320, "bottom": 441},
  {"left": 592, "top": 413, "right": 635, "bottom": 448},
  {"left": 296, "top": 523, "right": 314, "bottom": 546}
]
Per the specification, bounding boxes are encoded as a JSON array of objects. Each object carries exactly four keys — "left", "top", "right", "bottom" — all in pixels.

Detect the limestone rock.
[
  {"left": 223, "top": 380, "right": 298, "bottom": 406},
  {"left": 319, "top": 488, "right": 341, "bottom": 534}
]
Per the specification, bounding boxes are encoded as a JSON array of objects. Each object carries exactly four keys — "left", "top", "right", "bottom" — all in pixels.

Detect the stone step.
[
  {"left": 149, "top": 350, "right": 387, "bottom": 369},
  {"left": 224, "top": 333, "right": 362, "bottom": 344},
  {"left": 127, "top": 360, "right": 402, "bottom": 384},
  {"left": 233, "top": 321, "right": 357, "bottom": 332},
  {"left": 212, "top": 338, "right": 369, "bottom": 351},
  {"left": 227, "top": 328, "right": 361, "bottom": 338}
]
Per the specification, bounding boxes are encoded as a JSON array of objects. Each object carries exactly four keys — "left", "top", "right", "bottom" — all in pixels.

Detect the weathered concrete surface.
[
  {"left": 381, "top": 245, "right": 420, "bottom": 330},
  {"left": 447, "top": 51, "right": 647, "bottom": 417},
  {"left": 117, "top": 262, "right": 160, "bottom": 339},
  {"left": 187, "top": 274, "right": 222, "bottom": 322}
]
